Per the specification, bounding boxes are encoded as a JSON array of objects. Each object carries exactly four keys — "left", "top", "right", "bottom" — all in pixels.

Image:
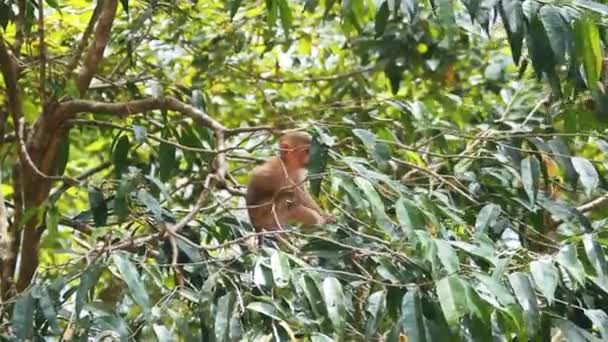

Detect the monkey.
[{"left": 245, "top": 132, "right": 335, "bottom": 246}]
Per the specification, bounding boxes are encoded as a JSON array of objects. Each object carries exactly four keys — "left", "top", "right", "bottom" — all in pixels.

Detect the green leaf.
[
  {"left": 270, "top": 251, "right": 291, "bottom": 288},
  {"left": 114, "top": 178, "right": 132, "bottom": 222},
  {"left": 215, "top": 292, "right": 237, "bottom": 342},
  {"left": 112, "top": 135, "right": 130, "bottom": 178},
  {"left": 11, "top": 292, "right": 35, "bottom": 340},
  {"left": 300, "top": 275, "right": 326, "bottom": 319},
  {"left": 529, "top": 260, "right": 558, "bottom": 304},
  {"left": 120, "top": 0, "right": 128, "bottom": 14},
  {"left": 46, "top": 204, "right": 59, "bottom": 237},
  {"left": 539, "top": 5, "right": 569, "bottom": 64},
  {"left": 474, "top": 203, "right": 501, "bottom": 234},
  {"left": 401, "top": 288, "right": 427, "bottom": 342},
  {"left": 277, "top": 0, "right": 293, "bottom": 37},
  {"left": 32, "top": 286, "right": 60, "bottom": 333},
  {"left": 247, "top": 302, "right": 282, "bottom": 321},
  {"left": 583, "top": 233, "right": 607, "bottom": 279},
  {"left": 571, "top": 157, "right": 599, "bottom": 197},
  {"left": 584, "top": 309, "right": 608, "bottom": 340},
  {"left": 574, "top": 17, "right": 602, "bottom": 90},
  {"left": 322, "top": 277, "right": 347, "bottom": 338},
  {"left": 436, "top": 0, "right": 456, "bottom": 39},
  {"left": 396, "top": 197, "right": 424, "bottom": 240},
  {"left": 375, "top": 1, "right": 389, "bottom": 37},
  {"left": 54, "top": 136, "right": 70, "bottom": 176},
  {"left": 311, "top": 334, "right": 335, "bottom": 342},
  {"left": 521, "top": 156, "right": 540, "bottom": 206},
  {"left": 159, "top": 137, "right": 176, "bottom": 182},
  {"left": 436, "top": 275, "right": 468, "bottom": 325},
  {"left": 354, "top": 176, "right": 390, "bottom": 228},
  {"left": 508, "top": 272, "right": 540, "bottom": 337},
  {"left": 253, "top": 259, "right": 273, "bottom": 287},
  {"left": 309, "top": 131, "right": 329, "bottom": 197},
  {"left": 144, "top": 175, "right": 171, "bottom": 202},
  {"left": 88, "top": 186, "right": 107, "bottom": 227},
  {"left": 556, "top": 244, "right": 587, "bottom": 286},
  {"left": 229, "top": 0, "right": 242, "bottom": 19},
  {"left": 435, "top": 239, "right": 460, "bottom": 274},
  {"left": 113, "top": 252, "right": 151, "bottom": 313},
  {"left": 76, "top": 263, "right": 103, "bottom": 316},
  {"left": 365, "top": 290, "right": 386, "bottom": 339},
  {"left": 137, "top": 189, "right": 162, "bottom": 220}
]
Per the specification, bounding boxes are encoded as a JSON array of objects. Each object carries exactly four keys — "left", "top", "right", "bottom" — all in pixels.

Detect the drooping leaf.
[
  {"left": 270, "top": 251, "right": 291, "bottom": 288},
  {"left": 309, "top": 131, "right": 329, "bottom": 197},
  {"left": 508, "top": 272, "right": 540, "bottom": 338},
  {"left": 247, "top": 302, "right": 282, "bottom": 321},
  {"left": 159, "top": 134, "right": 176, "bottom": 182},
  {"left": 571, "top": 157, "right": 599, "bottom": 197},
  {"left": 574, "top": 17, "right": 603, "bottom": 90},
  {"left": 499, "top": 0, "right": 524, "bottom": 64},
  {"left": 521, "top": 156, "right": 540, "bottom": 206},
  {"left": 539, "top": 5, "right": 569, "bottom": 65},
  {"left": 11, "top": 292, "right": 35, "bottom": 340},
  {"left": 229, "top": 0, "right": 242, "bottom": 19},
  {"left": 32, "top": 286, "right": 60, "bottom": 333},
  {"left": 583, "top": 233, "right": 607, "bottom": 279},
  {"left": 215, "top": 292, "right": 237, "bottom": 342},
  {"left": 322, "top": 277, "right": 347, "bottom": 338},
  {"left": 354, "top": 176, "right": 390, "bottom": 228},
  {"left": 300, "top": 275, "right": 326, "bottom": 319},
  {"left": 584, "top": 309, "right": 608, "bottom": 340},
  {"left": 401, "top": 288, "right": 427, "bottom": 342},
  {"left": 435, "top": 239, "right": 460, "bottom": 274},
  {"left": 556, "top": 244, "right": 586, "bottom": 286},
  {"left": 277, "top": 0, "right": 293, "bottom": 37},
  {"left": 474, "top": 203, "right": 501, "bottom": 234},
  {"left": 113, "top": 252, "right": 151, "bottom": 313},
  {"left": 88, "top": 186, "right": 108, "bottom": 227},
  {"left": 396, "top": 197, "right": 424, "bottom": 240},
  {"left": 112, "top": 135, "right": 130, "bottom": 178},
  {"left": 76, "top": 263, "right": 103, "bottom": 316},
  {"left": 365, "top": 290, "right": 386, "bottom": 339},
  {"left": 529, "top": 260, "right": 558, "bottom": 304},
  {"left": 375, "top": 1, "right": 389, "bottom": 37},
  {"left": 137, "top": 189, "right": 162, "bottom": 220},
  {"left": 54, "top": 136, "right": 70, "bottom": 176},
  {"left": 436, "top": 275, "right": 468, "bottom": 325}
]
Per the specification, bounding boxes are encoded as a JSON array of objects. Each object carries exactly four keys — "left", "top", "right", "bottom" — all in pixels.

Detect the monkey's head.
[{"left": 279, "top": 132, "right": 312, "bottom": 170}]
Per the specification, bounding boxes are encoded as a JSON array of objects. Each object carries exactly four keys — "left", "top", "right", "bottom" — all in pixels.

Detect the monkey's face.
[{"left": 290, "top": 144, "right": 310, "bottom": 168}]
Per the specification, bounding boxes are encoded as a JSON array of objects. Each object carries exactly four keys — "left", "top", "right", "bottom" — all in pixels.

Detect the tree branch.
[
  {"left": 0, "top": 32, "right": 23, "bottom": 137},
  {"left": 76, "top": 0, "right": 118, "bottom": 95},
  {"left": 58, "top": 96, "right": 225, "bottom": 132},
  {"left": 578, "top": 193, "right": 608, "bottom": 214},
  {"left": 12, "top": 0, "right": 26, "bottom": 56},
  {"left": 38, "top": 0, "right": 47, "bottom": 105},
  {"left": 66, "top": 1, "right": 103, "bottom": 75}
]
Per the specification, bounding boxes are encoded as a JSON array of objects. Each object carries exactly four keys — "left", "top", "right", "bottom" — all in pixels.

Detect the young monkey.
[{"left": 246, "top": 132, "right": 335, "bottom": 245}]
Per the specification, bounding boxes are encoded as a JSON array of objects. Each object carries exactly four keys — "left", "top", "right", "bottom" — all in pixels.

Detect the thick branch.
[
  {"left": 38, "top": 0, "right": 47, "bottom": 105},
  {"left": 76, "top": 0, "right": 118, "bottom": 95},
  {"left": 0, "top": 32, "right": 23, "bottom": 127},
  {"left": 59, "top": 96, "right": 226, "bottom": 132},
  {"left": 66, "top": 1, "right": 103, "bottom": 74}
]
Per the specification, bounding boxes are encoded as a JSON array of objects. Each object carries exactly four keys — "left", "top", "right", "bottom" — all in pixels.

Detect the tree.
[{"left": 1, "top": 0, "right": 608, "bottom": 340}]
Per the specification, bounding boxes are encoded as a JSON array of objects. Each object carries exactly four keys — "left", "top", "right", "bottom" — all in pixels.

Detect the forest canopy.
[{"left": 1, "top": 0, "right": 608, "bottom": 340}]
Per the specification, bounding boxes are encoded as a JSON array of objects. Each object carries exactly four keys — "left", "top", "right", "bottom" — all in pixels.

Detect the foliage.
[{"left": 0, "top": 0, "right": 608, "bottom": 341}]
